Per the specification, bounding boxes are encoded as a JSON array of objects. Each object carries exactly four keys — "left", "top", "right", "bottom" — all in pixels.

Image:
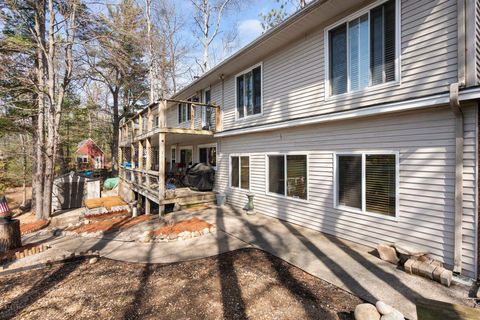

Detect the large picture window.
[
  {"left": 268, "top": 154, "right": 307, "bottom": 200},
  {"left": 336, "top": 153, "right": 397, "bottom": 217},
  {"left": 327, "top": 0, "right": 397, "bottom": 96},
  {"left": 236, "top": 65, "right": 262, "bottom": 119},
  {"left": 230, "top": 155, "right": 249, "bottom": 190}
]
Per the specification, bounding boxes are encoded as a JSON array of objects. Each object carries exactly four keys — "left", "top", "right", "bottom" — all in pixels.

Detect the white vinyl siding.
[
  {"left": 216, "top": 105, "right": 478, "bottom": 278},
  {"left": 215, "top": 0, "right": 458, "bottom": 131}
]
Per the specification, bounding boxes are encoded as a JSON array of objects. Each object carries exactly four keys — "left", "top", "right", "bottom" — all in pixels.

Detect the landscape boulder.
[
  {"left": 375, "top": 301, "right": 393, "bottom": 315},
  {"left": 354, "top": 303, "right": 380, "bottom": 320},
  {"left": 377, "top": 244, "right": 400, "bottom": 264}
]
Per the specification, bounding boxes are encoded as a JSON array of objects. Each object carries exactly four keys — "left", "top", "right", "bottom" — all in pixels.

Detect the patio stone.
[{"left": 377, "top": 244, "right": 399, "bottom": 265}]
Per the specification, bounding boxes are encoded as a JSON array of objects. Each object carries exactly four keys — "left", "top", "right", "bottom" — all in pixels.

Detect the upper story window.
[
  {"left": 236, "top": 64, "right": 262, "bottom": 119},
  {"left": 327, "top": 0, "right": 398, "bottom": 96},
  {"left": 178, "top": 96, "right": 197, "bottom": 124}
]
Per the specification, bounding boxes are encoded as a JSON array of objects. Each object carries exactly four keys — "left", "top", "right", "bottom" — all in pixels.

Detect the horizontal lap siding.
[
  {"left": 217, "top": 106, "right": 477, "bottom": 278},
  {"left": 214, "top": 0, "right": 458, "bottom": 131}
]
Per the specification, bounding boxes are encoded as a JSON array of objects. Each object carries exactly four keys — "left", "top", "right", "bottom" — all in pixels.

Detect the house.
[
  {"left": 75, "top": 138, "right": 105, "bottom": 170},
  {"left": 118, "top": 0, "right": 480, "bottom": 280}
]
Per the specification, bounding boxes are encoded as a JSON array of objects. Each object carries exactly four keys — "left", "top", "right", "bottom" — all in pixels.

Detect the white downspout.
[{"left": 450, "top": 83, "right": 464, "bottom": 274}]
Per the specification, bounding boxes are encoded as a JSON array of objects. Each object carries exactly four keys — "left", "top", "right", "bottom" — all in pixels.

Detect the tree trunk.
[
  {"left": 0, "top": 220, "right": 22, "bottom": 253},
  {"left": 34, "top": 0, "right": 46, "bottom": 220},
  {"left": 31, "top": 115, "right": 37, "bottom": 210},
  {"left": 111, "top": 89, "right": 120, "bottom": 174},
  {"left": 20, "top": 134, "right": 27, "bottom": 207}
]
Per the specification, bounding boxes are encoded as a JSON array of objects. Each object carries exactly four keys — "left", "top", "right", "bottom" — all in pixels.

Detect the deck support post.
[
  {"left": 145, "top": 198, "right": 151, "bottom": 215},
  {"left": 159, "top": 100, "right": 167, "bottom": 215}
]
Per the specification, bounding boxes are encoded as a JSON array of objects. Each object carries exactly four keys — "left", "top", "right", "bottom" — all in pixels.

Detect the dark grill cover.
[{"left": 182, "top": 163, "right": 215, "bottom": 191}]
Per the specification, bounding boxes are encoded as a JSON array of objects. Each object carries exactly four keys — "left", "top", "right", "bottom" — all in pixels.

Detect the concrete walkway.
[{"left": 26, "top": 205, "right": 471, "bottom": 320}]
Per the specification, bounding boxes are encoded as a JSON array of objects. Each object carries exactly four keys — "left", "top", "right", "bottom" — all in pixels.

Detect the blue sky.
[{"left": 175, "top": 0, "right": 301, "bottom": 68}]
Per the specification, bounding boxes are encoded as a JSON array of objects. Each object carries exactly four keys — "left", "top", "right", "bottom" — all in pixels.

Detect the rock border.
[{"left": 144, "top": 225, "right": 217, "bottom": 243}]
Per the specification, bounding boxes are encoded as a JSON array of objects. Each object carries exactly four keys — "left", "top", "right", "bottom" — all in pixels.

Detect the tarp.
[
  {"left": 104, "top": 177, "right": 119, "bottom": 190},
  {"left": 182, "top": 163, "right": 215, "bottom": 191}
]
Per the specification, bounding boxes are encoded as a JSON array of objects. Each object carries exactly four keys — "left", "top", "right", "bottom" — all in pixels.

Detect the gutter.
[{"left": 449, "top": 83, "right": 464, "bottom": 274}]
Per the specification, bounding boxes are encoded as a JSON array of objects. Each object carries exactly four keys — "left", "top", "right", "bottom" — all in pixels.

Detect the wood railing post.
[
  {"left": 159, "top": 132, "right": 165, "bottom": 215},
  {"left": 190, "top": 103, "right": 195, "bottom": 130},
  {"left": 215, "top": 106, "right": 221, "bottom": 132}
]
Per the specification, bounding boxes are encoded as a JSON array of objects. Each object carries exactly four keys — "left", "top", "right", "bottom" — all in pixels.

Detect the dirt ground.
[
  {"left": 0, "top": 248, "right": 362, "bottom": 320},
  {"left": 4, "top": 187, "right": 35, "bottom": 224}
]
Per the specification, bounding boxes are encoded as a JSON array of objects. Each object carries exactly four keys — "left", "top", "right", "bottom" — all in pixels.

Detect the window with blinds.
[
  {"left": 338, "top": 155, "right": 362, "bottom": 209},
  {"left": 268, "top": 154, "right": 307, "bottom": 200},
  {"left": 231, "top": 156, "right": 249, "bottom": 190},
  {"left": 336, "top": 153, "right": 397, "bottom": 217},
  {"left": 231, "top": 156, "right": 239, "bottom": 188},
  {"left": 328, "top": 0, "right": 397, "bottom": 95},
  {"left": 366, "top": 154, "right": 396, "bottom": 215},
  {"left": 236, "top": 65, "right": 262, "bottom": 118}
]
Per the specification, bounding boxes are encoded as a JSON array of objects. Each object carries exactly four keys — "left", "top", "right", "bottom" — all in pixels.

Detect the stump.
[{"left": 0, "top": 219, "right": 22, "bottom": 253}]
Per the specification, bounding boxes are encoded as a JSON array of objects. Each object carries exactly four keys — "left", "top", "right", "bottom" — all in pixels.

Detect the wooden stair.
[{"left": 160, "top": 188, "right": 216, "bottom": 210}]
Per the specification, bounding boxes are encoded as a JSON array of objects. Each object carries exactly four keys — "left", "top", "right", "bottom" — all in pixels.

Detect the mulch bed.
[
  {"left": 0, "top": 248, "right": 361, "bottom": 319},
  {"left": 151, "top": 217, "right": 213, "bottom": 237},
  {"left": 84, "top": 210, "right": 130, "bottom": 221},
  {"left": 66, "top": 215, "right": 153, "bottom": 234},
  {"left": 20, "top": 220, "right": 49, "bottom": 235}
]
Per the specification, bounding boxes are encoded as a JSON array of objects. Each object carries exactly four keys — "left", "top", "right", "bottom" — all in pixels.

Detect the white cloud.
[{"left": 238, "top": 19, "right": 263, "bottom": 46}]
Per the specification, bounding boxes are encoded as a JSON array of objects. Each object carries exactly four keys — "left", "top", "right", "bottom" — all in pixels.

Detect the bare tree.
[
  {"left": 190, "top": 0, "right": 238, "bottom": 73},
  {"left": 40, "top": 0, "right": 80, "bottom": 217},
  {"left": 81, "top": 0, "right": 148, "bottom": 173}
]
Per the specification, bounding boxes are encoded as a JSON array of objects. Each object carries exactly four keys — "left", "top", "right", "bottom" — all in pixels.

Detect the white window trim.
[
  {"left": 333, "top": 150, "right": 400, "bottom": 220},
  {"left": 178, "top": 95, "right": 198, "bottom": 125},
  {"left": 197, "top": 143, "right": 217, "bottom": 169},
  {"left": 324, "top": 0, "right": 401, "bottom": 100},
  {"left": 234, "top": 62, "right": 264, "bottom": 121},
  {"left": 178, "top": 103, "right": 189, "bottom": 124},
  {"left": 229, "top": 154, "right": 251, "bottom": 191},
  {"left": 265, "top": 152, "right": 309, "bottom": 203},
  {"left": 179, "top": 145, "right": 193, "bottom": 165}
]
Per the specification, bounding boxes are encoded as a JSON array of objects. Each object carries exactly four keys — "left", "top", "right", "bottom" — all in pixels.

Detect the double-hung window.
[
  {"left": 230, "top": 155, "right": 249, "bottom": 190},
  {"left": 236, "top": 64, "right": 262, "bottom": 119},
  {"left": 336, "top": 153, "right": 398, "bottom": 217},
  {"left": 178, "top": 103, "right": 191, "bottom": 124},
  {"left": 328, "top": 0, "right": 397, "bottom": 96},
  {"left": 202, "top": 89, "right": 212, "bottom": 129},
  {"left": 268, "top": 154, "right": 307, "bottom": 200}
]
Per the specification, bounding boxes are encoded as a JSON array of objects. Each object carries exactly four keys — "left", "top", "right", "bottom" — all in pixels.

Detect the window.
[
  {"left": 199, "top": 145, "right": 216, "bottom": 167},
  {"left": 336, "top": 153, "right": 397, "bottom": 216},
  {"left": 171, "top": 147, "right": 176, "bottom": 170},
  {"left": 180, "top": 148, "right": 193, "bottom": 166},
  {"left": 230, "top": 156, "right": 249, "bottom": 190},
  {"left": 202, "top": 89, "right": 212, "bottom": 129},
  {"left": 178, "top": 103, "right": 191, "bottom": 123},
  {"left": 77, "top": 156, "right": 88, "bottom": 164},
  {"left": 236, "top": 65, "right": 262, "bottom": 118},
  {"left": 327, "top": 0, "right": 397, "bottom": 96},
  {"left": 268, "top": 154, "right": 307, "bottom": 200}
]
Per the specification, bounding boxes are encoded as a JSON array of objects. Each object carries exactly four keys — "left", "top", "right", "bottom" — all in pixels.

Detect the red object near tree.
[
  {"left": 75, "top": 138, "right": 105, "bottom": 170},
  {"left": 0, "top": 196, "right": 12, "bottom": 219}
]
